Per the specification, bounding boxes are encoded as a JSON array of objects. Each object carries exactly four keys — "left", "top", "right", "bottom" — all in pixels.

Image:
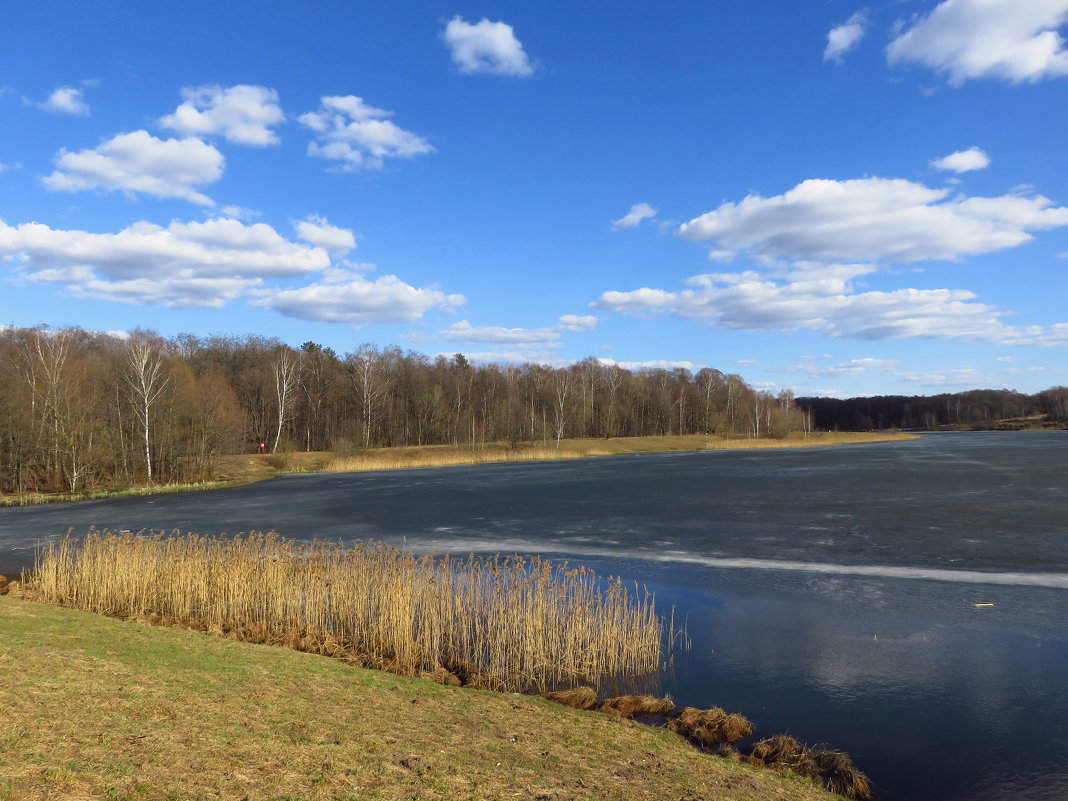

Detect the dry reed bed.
[
  {"left": 322, "top": 432, "right": 917, "bottom": 473},
  {"left": 323, "top": 446, "right": 612, "bottom": 473},
  {"left": 29, "top": 530, "right": 666, "bottom": 693}
]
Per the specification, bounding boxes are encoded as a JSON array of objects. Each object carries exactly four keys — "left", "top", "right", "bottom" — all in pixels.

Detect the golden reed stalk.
[{"left": 30, "top": 530, "right": 670, "bottom": 692}]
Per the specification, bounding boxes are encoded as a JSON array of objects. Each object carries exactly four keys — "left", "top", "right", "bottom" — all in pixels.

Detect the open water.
[{"left": 2, "top": 432, "right": 1066, "bottom": 799}]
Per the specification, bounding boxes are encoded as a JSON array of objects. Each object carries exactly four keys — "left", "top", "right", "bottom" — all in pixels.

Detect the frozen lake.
[{"left": 2, "top": 432, "right": 1066, "bottom": 800}]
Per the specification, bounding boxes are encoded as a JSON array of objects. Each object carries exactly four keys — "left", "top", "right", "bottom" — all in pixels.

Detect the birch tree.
[{"left": 125, "top": 334, "right": 169, "bottom": 482}]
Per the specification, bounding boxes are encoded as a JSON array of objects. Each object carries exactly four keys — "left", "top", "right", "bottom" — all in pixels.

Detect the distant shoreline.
[{"left": 0, "top": 431, "right": 918, "bottom": 508}]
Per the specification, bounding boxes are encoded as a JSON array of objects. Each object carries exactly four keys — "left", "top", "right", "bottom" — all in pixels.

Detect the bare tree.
[
  {"left": 270, "top": 347, "right": 299, "bottom": 452},
  {"left": 347, "top": 344, "right": 395, "bottom": 448},
  {"left": 549, "top": 369, "right": 575, "bottom": 447},
  {"left": 125, "top": 334, "right": 170, "bottom": 482}
]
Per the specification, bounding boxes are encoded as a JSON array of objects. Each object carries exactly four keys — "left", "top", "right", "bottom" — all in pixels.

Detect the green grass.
[{"left": 0, "top": 594, "right": 843, "bottom": 801}]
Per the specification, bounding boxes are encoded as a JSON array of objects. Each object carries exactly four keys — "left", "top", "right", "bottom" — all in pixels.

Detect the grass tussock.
[
  {"left": 745, "top": 735, "right": 873, "bottom": 801},
  {"left": 599, "top": 694, "right": 676, "bottom": 718},
  {"left": 668, "top": 706, "right": 756, "bottom": 748},
  {"left": 28, "top": 530, "right": 667, "bottom": 693},
  {"left": 537, "top": 685, "right": 601, "bottom": 710}
]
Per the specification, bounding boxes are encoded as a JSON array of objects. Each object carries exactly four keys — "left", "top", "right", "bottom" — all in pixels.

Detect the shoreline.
[{"left": 0, "top": 431, "right": 917, "bottom": 508}]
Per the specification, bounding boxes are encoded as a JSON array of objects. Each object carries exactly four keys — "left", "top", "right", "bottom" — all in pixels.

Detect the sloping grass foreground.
[
  {"left": 0, "top": 594, "right": 844, "bottom": 801},
  {"left": 30, "top": 531, "right": 668, "bottom": 693}
]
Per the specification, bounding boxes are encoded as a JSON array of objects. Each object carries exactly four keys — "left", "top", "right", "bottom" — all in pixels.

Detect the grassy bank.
[
  {"left": 0, "top": 594, "right": 844, "bottom": 801},
  {"left": 0, "top": 432, "right": 918, "bottom": 507}
]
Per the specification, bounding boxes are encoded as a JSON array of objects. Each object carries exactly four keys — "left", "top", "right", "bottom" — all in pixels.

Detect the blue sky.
[{"left": 2, "top": 0, "right": 1068, "bottom": 398}]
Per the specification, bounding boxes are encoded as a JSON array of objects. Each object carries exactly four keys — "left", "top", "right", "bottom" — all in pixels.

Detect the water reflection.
[{"left": 642, "top": 569, "right": 1068, "bottom": 801}]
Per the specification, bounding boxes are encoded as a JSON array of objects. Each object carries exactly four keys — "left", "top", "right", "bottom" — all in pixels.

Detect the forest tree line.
[
  {"left": 0, "top": 326, "right": 806, "bottom": 495},
  {"left": 798, "top": 387, "right": 1068, "bottom": 432}
]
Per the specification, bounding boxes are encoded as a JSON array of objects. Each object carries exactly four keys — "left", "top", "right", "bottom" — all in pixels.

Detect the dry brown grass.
[
  {"left": 537, "top": 685, "right": 601, "bottom": 710},
  {"left": 28, "top": 530, "right": 668, "bottom": 693},
  {"left": 745, "top": 735, "right": 873, "bottom": 801},
  {"left": 599, "top": 694, "right": 676, "bottom": 719},
  {"left": 321, "top": 432, "right": 918, "bottom": 474},
  {"left": 669, "top": 706, "right": 757, "bottom": 748}
]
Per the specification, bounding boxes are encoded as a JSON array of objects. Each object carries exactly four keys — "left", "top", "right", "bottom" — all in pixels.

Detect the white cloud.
[
  {"left": 0, "top": 217, "right": 328, "bottom": 307},
  {"left": 441, "top": 320, "right": 564, "bottom": 346},
  {"left": 294, "top": 214, "right": 356, "bottom": 254},
  {"left": 441, "top": 314, "right": 597, "bottom": 347},
  {"left": 930, "top": 146, "right": 991, "bottom": 173},
  {"left": 442, "top": 349, "right": 564, "bottom": 366},
  {"left": 298, "top": 95, "right": 434, "bottom": 171},
  {"left": 676, "top": 177, "right": 1068, "bottom": 263},
  {"left": 824, "top": 12, "right": 867, "bottom": 62},
  {"left": 593, "top": 263, "right": 1039, "bottom": 343},
  {"left": 442, "top": 16, "right": 535, "bottom": 76},
  {"left": 42, "top": 130, "right": 223, "bottom": 206},
  {"left": 775, "top": 355, "right": 903, "bottom": 378},
  {"left": 255, "top": 270, "right": 464, "bottom": 324},
  {"left": 160, "top": 84, "right": 284, "bottom": 146},
  {"left": 598, "top": 358, "right": 702, "bottom": 371},
  {"left": 898, "top": 366, "right": 1001, "bottom": 387},
  {"left": 1000, "top": 322, "right": 1068, "bottom": 346},
  {"left": 611, "top": 203, "right": 658, "bottom": 231},
  {"left": 887, "top": 0, "right": 1068, "bottom": 85},
  {"left": 39, "top": 86, "right": 89, "bottom": 116},
  {"left": 219, "top": 205, "right": 261, "bottom": 221},
  {"left": 995, "top": 355, "right": 1019, "bottom": 362},
  {"left": 557, "top": 314, "right": 597, "bottom": 331}
]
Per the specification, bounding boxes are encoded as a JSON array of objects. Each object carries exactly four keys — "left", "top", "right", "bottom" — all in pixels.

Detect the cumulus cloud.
[
  {"left": 887, "top": 0, "right": 1068, "bottom": 85},
  {"left": 219, "top": 205, "right": 260, "bottom": 221},
  {"left": 592, "top": 263, "right": 1040, "bottom": 343},
  {"left": 930, "top": 146, "right": 991, "bottom": 173},
  {"left": 676, "top": 177, "right": 1068, "bottom": 263},
  {"left": 298, "top": 95, "right": 434, "bottom": 171},
  {"left": 824, "top": 12, "right": 867, "bottom": 62},
  {"left": 440, "top": 320, "right": 564, "bottom": 346},
  {"left": 441, "top": 314, "right": 597, "bottom": 347},
  {"left": 42, "top": 130, "right": 224, "bottom": 205},
  {"left": 160, "top": 84, "right": 284, "bottom": 146},
  {"left": 442, "top": 349, "right": 564, "bottom": 366},
  {"left": 598, "top": 358, "right": 702, "bottom": 371},
  {"left": 39, "top": 86, "right": 90, "bottom": 116},
  {"left": 775, "top": 355, "right": 903, "bottom": 378},
  {"left": 254, "top": 270, "right": 465, "bottom": 324},
  {"left": 611, "top": 203, "right": 658, "bottom": 231},
  {"left": 557, "top": 314, "right": 598, "bottom": 331},
  {"left": 898, "top": 366, "right": 1003, "bottom": 387},
  {"left": 0, "top": 216, "right": 328, "bottom": 307},
  {"left": 294, "top": 214, "right": 356, "bottom": 253},
  {"left": 442, "top": 16, "right": 535, "bottom": 76}
]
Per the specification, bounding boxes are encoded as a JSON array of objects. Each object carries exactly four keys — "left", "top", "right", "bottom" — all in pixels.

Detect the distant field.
[{"left": 0, "top": 594, "right": 841, "bottom": 801}]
